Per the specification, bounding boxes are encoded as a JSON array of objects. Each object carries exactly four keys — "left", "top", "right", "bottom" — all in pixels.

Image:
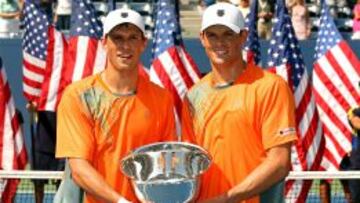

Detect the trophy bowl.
[{"left": 120, "top": 142, "right": 211, "bottom": 203}]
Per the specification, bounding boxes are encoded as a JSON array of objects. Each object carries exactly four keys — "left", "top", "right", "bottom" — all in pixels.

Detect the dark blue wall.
[{"left": 1, "top": 38, "right": 360, "bottom": 157}]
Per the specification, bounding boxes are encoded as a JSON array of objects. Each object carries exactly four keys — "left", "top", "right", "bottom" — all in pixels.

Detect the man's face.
[
  {"left": 103, "top": 23, "right": 147, "bottom": 71},
  {"left": 200, "top": 25, "right": 247, "bottom": 66}
]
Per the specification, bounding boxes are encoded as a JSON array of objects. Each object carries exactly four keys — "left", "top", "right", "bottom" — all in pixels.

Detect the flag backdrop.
[
  {"left": 244, "top": 0, "right": 261, "bottom": 65},
  {"left": 37, "top": 0, "right": 105, "bottom": 111},
  {"left": 22, "top": 0, "right": 53, "bottom": 103},
  {"left": 0, "top": 57, "right": 27, "bottom": 203},
  {"left": 267, "top": 0, "right": 325, "bottom": 202},
  {"left": 149, "top": 0, "right": 201, "bottom": 124},
  {"left": 313, "top": 0, "right": 360, "bottom": 171}
]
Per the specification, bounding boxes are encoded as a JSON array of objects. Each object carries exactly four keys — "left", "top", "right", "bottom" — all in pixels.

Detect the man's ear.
[
  {"left": 102, "top": 35, "right": 108, "bottom": 49},
  {"left": 199, "top": 32, "right": 206, "bottom": 46}
]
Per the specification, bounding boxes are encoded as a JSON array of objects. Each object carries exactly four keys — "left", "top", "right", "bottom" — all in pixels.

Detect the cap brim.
[{"left": 201, "top": 22, "right": 241, "bottom": 33}]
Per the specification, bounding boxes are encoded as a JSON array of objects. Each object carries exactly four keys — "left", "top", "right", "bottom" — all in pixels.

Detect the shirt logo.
[
  {"left": 121, "top": 12, "right": 128, "bottom": 18},
  {"left": 217, "top": 9, "right": 225, "bottom": 17},
  {"left": 278, "top": 127, "right": 296, "bottom": 136}
]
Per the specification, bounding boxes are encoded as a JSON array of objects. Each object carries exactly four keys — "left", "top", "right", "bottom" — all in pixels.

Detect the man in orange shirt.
[
  {"left": 182, "top": 2, "right": 297, "bottom": 203},
  {"left": 56, "top": 8, "right": 176, "bottom": 203}
]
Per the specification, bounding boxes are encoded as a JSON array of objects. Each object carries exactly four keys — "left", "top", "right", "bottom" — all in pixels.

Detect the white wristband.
[{"left": 117, "top": 197, "right": 131, "bottom": 203}]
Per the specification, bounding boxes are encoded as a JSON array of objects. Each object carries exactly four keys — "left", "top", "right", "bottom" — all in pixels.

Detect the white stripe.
[
  {"left": 320, "top": 156, "right": 339, "bottom": 171},
  {"left": 23, "top": 51, "right": 46, "bottom": 68},
  {"left": 23, "top": 65, "right": 44, "bottom": 83},
  {"left": 290, "top": 145, "right": 304, "bottom": 171},
  {"left": 316, "top": 56, "right": 358, "bottom": 106},
  {"left": 294, "top": 69, "right": 309, "bottom": 107},
  {"left": 72, "top": 36, "right": 89, "bottom": 81},
  {"left": 316, "top": 105, "right": 352, "bottom": 153},
  {"left": 23, "top": 83, "right": 41, "bottom": 96},
  {"left": 305, "top": 120, "right": 322, "bottom": 168},
  {"left": 331, "top": 44, "right": 360, "bottom": 95},
  {"left": 297, "top": 95, "right": 316, "bottom": 139},
  {"left": 177, "top": 47, "right": 200, "bottom": 83},
  {"left": 1, "top": 67, "right": 7, "bottom": 82},
  {"left": 8, "top": 97, "right": 24, "bottom": 156},
  {"left": 313, "top": 72, "right": 352, "bottom": 132},
  {"left": 2, "top": 103, "right": 15, "bottom": 170},
  {"left": 158, "top": 51, "right": 188, "bottom": 98},
  {"left": 93, "top": 41, "right": 106, "bottom": 74},
  {"left": 14, "top": 127, "right": 24, "bottom": 155},
  {"left": 285, "top": 180, "right": 303, "bottom": 203},
  {"left": 149, "top": 66, "right": 164, "bottom": 88},
  {"left": 45, "top": 30, "right": 64, "bottom": 111}
]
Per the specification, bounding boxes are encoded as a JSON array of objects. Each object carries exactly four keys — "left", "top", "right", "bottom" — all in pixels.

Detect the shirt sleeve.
[
  {"left": 56, "top": 86, "right": 95, "bottom": 161},
  {"left": 181, "top": 95, "right": 197, "bottom": 143},
  {"left": 260, "top": 77, "right": 298, "bottom": 150}
]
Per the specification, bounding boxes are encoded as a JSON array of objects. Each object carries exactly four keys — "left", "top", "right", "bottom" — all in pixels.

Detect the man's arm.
[
  {"left": 200, "top": 142, "right": 291, "bottom": 203},
  {"left": 69, "top": 158, "right": 130, "bottom": 203}
]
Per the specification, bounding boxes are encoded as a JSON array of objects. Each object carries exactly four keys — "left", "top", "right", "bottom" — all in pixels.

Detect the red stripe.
[
  {"left": 309, "top": 130, "right": 326, "bottom": 170},
  {"left": 23, "top": 92, "right": 39, "bottom": 103},
  {"left": 295, "top": 84, "right": 312, "bottom": 125},
  {"left": 0, "top": 74, "right": 8, "bottom": 167},
  {"left": 152, "top": 58, "right": 182, "bottom": 117},
  {"left": 180, "top": 46, "right": 202, "bottom": 78},
  {"left": 23, "top": 59, "right": 46, "bottom": 76},
  {"left": 338, "top": 41, "right": 360, "bottom": 76},
  {"left": 168, "top": 47, "right": 194, "bottom": 89},
  {"left": 313, "top": 63, "right": 352, "bottom": 111},
  {"left": 54, "top": 36, "right": 69, "bottom": 110},
  {"left": 300, "top": 109, "right": 320, "bottom": 157},
  {"left": 38, "top": 27, "right": 55, "bottom": 110},
  {"left": 22, "top": 76, "right": 43, "bottom": 88},
  {"left": 323, "top": 48, "right": 360, "bottom": 104},
  {"left": 313, "top": 87, "right": 352, "bottom": 136},
  {"left": 81, "top": 38, "right": 98, "bottom": 78}
]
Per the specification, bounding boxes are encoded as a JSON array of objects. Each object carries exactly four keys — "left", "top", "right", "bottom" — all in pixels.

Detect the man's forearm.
[
  {"left": 227, "top": 143, "right": 292, "bottom": 202},
  {"left": 69, "top": 158, "right": 126, "bottom": 203}
]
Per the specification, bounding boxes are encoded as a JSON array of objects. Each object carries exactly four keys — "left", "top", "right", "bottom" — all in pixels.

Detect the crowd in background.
[{"left": 0, "top": 0, "right": 359, "bottom": 40}]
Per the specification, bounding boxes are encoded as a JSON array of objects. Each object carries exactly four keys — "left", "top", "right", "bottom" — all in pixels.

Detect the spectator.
[
  {"left": 238, "top": 0, "right": 250, "bottom": 18},
  {"left": 197, "top": 0, "right": 216, "bottom": 14},
  {"left": 257, "top": 0, "right": 274, "bottom": 40},
  {"left": 290, "top": 0, "right": 311, "bottom": 40},
  {"left": 352, "top": 0, "right": 360, "bottom": 39},
  {"left": 0, "top": 0, "right": 21, "bottom": 38},
  {"left": 346, "top": 106, "right": 360, "bottom": 202},
  {"left": 55, "top": 0, "right": 71, "bottom": 30}
]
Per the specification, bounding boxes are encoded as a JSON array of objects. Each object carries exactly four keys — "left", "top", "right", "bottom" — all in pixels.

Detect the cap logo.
[
  {"left": 121, "top": 12, "right": 128, "bottom": 18},
  {"left": 217, "top": 9, "right": 225, "bottom": 17}
]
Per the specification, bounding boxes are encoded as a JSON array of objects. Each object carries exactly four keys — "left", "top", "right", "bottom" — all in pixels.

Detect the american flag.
[
  {"left": 22, "top": 0, "right": 53, "bottom": 103},
  {"left": 37, "top": 28, "right": 68, "bottom": 111},
  {"left": 312, "top": 0, "right": 360, "bottom": 170},
  {"left": 149, "top": 0, "right": 201, "bottom": 127},
  {"left": 38, "top": 0, "right": 105, "bottom": 111},
  {"left": 0, "top": 57, "right": 27, "bottom": 203},
  {"left": 243, "top": 0, "right": 260, "bottom": 65},
  {"left": 267, "top": 0, "right": 325, "bottom": 201}
]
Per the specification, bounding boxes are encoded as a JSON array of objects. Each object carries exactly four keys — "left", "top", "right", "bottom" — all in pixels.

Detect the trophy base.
[{"left": 134, "top": 178, "right": 198, "bottom": 203}]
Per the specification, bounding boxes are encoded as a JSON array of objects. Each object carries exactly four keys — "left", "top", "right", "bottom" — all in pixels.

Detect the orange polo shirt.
[
  {"left": 182, "top": 64, "right": 297, "bottom": 203},
  {"left": 56, "top": 74, "right": 176, "bottom": 203}
]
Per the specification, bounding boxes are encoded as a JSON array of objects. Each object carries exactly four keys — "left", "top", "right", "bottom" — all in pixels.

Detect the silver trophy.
[{"left": 120, "top": 142, "right": 211, "bottom": 203}]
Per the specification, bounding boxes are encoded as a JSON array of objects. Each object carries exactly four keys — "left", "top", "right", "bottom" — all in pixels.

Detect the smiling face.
[
  {"left": 200, "top": 25, "right": 247, "bottom": 67},
  {"left": 103, "top": 23, "right": 147, "bottom": 72}
]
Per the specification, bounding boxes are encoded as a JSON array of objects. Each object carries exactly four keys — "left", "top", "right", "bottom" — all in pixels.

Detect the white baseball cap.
[
  {"left": 103, "top": 8, "right": 145, "bottom": 36},
  {"left": 201, "top": 2, "right": 245, "bottom": 33}
]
